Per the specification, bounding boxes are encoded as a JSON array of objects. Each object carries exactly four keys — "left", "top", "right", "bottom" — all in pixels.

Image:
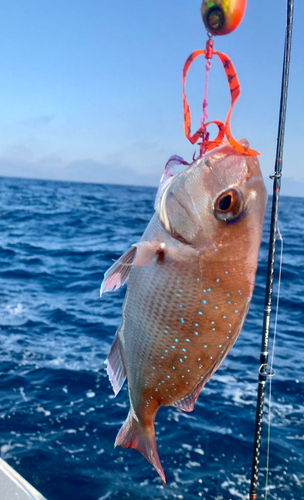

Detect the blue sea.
[{"left": 0, "top": 176, "right": 303, "bottom": 500}]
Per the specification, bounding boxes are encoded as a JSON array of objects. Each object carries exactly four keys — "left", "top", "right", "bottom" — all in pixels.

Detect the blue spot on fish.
[
  {"left": 195, "top": 332, "right": 198, "bottom": 335},
  {"left": 235, "top": 310, "right": 239, "bottom": 313},
  {"left": 172, "top": 346, "right": 175, "bottom": 349},
  {"left": 181, "top": 318, "right": 184, "bottom": 323},
  {"left": 180, "top": 305, "right": 183, "bottom": 308},
  {"left": 186, "top": 339, "right": 190, "bottom": 342},
  {"left": 182, "top": 348, "right": 186, "bottom": 352},
  {"left": 204, "top": 345, "right": 207, "bottom": 348},
  {"left": 215, "top": 306, "right": 218, "bottom": 310},
  {"left": 216, "top": 278, "right": 220, "bottom": 282},
  {"left": 197, "top": 278, "right": 200, "bottom": 281},
  {"left": 199, "top": 311, "right": 203, "bottom": 315},
  {"left": 175, "top": 339, "right": 178, "bottom": 342},
  {"left": 228, "top": 301, "right": 231, "bottom": 304},
  {"left": 195, "top": 323, "right": 198, "bottom": 327},
  {"left": 203, "top": 300, "right": 207, "bottom": 305},
  {"left": 165, "top": 350, "right": 168, "bottom": 353},
  {"left": 180, "top": 359, "right": 183, "bottom": 362}
]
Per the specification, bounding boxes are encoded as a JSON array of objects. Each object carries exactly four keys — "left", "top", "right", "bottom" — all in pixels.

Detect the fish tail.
[{"left": 115, "top": 410, "right": 166, "bottom": 485}]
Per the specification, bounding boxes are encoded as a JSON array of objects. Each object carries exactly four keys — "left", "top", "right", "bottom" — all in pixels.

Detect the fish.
[{"left": 100, "top": 140, "right": 267, "bottom": 485}]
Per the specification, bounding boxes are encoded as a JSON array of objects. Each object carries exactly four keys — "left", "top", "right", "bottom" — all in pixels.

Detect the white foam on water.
[
  {"left": 0, "top": 327, "right": 110, "bottom": 373},
  {"left": 86, "top": 390, "right": 95, "bottom": 398},
  {"left": 98, "top": 492, "right": 112, "bottom": 500},
  {"left": 63, "top": 447, "right": 85, "bottom": 454},
  {"left": 36, "top": 407, "right": 51, "bottom": 417},
  {"left": 1, "top": 442, "right": 24, "bottom": 458},
  {"left": 5, "top": 303, "right": 24, "bottom": 315},
  {"left": 169, "top": 410, "right": 197, "bottom": 423},
  {"left": 185, "top": 461, "right": 201, "bottom": 468},
  {"left": 194, "top": 448, "right": 205, "bottom": 455}
]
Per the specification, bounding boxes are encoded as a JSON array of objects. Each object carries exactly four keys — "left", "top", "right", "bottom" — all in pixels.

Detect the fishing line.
[
  {"left": 265, "top": 228, "right": 283, "bottom": 500},
  {"left": 250, "top": 1, "right": 294, "bottom": 497}
]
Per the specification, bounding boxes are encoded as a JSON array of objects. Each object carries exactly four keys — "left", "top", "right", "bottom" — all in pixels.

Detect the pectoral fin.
[{"left": 100, "top": 241, "right": 161, "bottom": 296}]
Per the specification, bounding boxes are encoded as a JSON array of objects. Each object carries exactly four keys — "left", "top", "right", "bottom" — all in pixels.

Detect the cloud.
[
  {"left": 0, "top": 154, "right": 303, "bottom": 196},
  {"left": 57, "top": 159, "right": 161, "bottom": 186},
  {"left": 0, "top": 156, "right": 161, "bottom": 187},
  {"left": 20, "top": 114, "right": 55, "bottom": 128}
]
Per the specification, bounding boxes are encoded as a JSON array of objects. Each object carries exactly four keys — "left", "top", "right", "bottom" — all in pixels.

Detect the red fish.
[{"left": 101, "top": 141, "right": 267, "bottom": 485}]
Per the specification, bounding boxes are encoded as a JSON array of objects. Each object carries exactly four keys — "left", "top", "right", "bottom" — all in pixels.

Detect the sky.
[{"left": 0, "top": 0, "right": 303, "bottom": 195}]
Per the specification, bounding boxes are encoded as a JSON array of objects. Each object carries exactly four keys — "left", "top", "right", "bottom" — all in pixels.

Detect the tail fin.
[{"left": 115, "top": 410, "right": 166, "bottom": 485}]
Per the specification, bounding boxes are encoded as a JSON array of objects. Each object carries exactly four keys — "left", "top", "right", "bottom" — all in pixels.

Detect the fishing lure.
[{"left": 201, "top": 0, "right": 247, "bottom": 36}]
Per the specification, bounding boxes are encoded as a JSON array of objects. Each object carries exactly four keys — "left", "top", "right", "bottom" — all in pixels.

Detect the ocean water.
[{"left": 0, "top": 176, "right": 303, "bottom": 500}]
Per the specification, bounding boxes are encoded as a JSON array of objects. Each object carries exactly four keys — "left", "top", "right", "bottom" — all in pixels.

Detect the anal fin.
[
  {"left": 171, "top": 385, "right": 201, "bottom": 412},
  {"left": 105, "top": 333, "right": 126, "bottom": 396},
  {"left": 171, "top": 375, "right": 209, "bottom": 412}
]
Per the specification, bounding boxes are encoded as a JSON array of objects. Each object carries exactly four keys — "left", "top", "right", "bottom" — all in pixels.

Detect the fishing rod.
[
  {"left": 198, "top": 0, "right": 294, "bottom": 496},
  {"left": 249, "top": 0, "right": 294, "bottom": 498}
]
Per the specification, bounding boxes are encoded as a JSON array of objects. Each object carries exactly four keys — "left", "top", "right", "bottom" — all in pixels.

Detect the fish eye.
[{"left": 214, "top": 189, "right": 243, "bottom": 221}]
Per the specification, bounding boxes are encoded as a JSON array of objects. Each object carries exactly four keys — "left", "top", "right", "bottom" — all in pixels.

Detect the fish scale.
[{"left": 101, "top": 141, "right": 267, "bottom": 484}]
